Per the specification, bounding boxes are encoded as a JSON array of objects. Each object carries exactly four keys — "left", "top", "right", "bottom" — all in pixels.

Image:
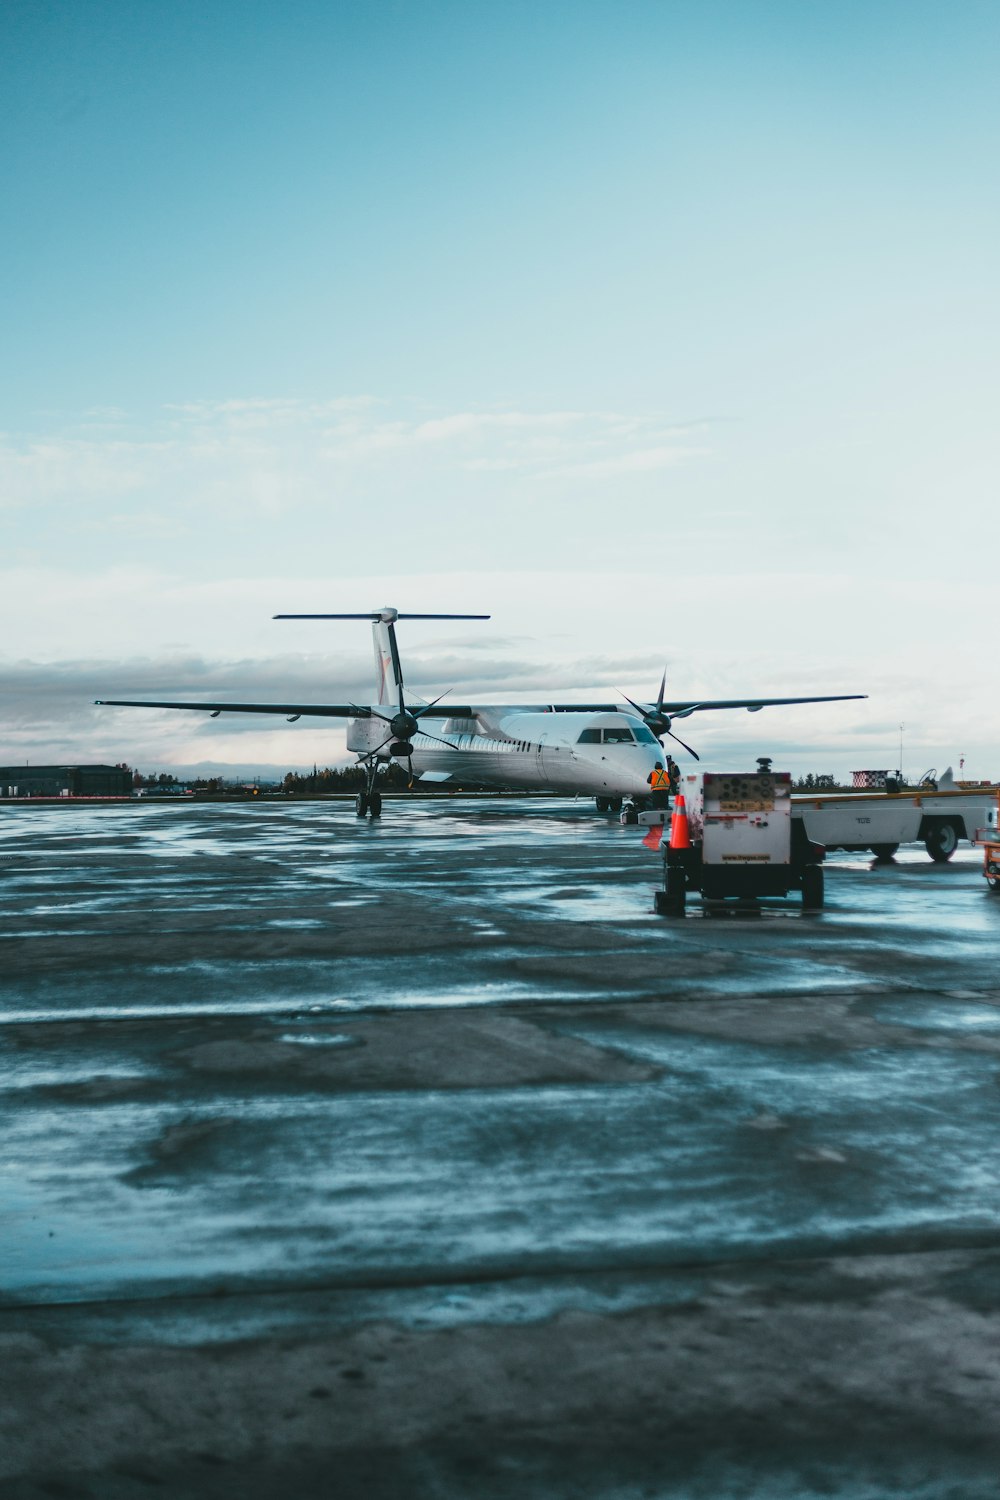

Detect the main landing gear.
[
  {"left": 356, "top": 760, "right": 384, "bottom": 819},
  {"left": 595, "top": 796, "right": 623, "bottom": 815}
]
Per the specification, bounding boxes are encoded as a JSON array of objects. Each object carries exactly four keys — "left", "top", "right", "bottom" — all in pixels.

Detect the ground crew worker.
[
  {"left": 666, "top": 756, "right": 680, "bottom": 795},
  {"left": 647, "top": 760, "right": 670, "bottom": 809}
]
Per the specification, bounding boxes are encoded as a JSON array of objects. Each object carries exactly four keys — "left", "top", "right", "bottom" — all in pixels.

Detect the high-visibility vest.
[{"left": 648, "top": 767, "right": 669, "bottom": 790}]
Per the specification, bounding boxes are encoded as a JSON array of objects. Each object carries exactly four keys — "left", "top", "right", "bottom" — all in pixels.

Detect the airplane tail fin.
[{"left": 272, "top": 607, "right": 490, "bottom": 709}]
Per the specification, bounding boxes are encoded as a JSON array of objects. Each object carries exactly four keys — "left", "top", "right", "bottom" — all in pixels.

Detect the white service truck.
[
  {"left": 656, "top": 766, "right": 824, "bottom": 916},
  {"left": 792, "top": 775, "right": 995, "bottom": 862}
]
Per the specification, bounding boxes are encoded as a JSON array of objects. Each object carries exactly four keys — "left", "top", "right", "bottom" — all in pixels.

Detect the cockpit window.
[{"left": 578, "top": 724, "right": 653, "bottom": 745}]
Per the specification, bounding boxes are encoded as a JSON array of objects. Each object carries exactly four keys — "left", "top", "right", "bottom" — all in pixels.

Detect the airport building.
[{"left": 0, "top": 764, "right": 133, "bottom": 798}]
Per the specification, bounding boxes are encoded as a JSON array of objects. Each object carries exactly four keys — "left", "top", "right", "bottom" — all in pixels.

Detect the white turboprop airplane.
[{"left": 97, "top": 607, "right": 865, "bottom": 819}]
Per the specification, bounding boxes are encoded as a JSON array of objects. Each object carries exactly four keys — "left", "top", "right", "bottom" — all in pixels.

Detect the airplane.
[{"left": 96, "top": 606, "right": 866, "bottom": 819}]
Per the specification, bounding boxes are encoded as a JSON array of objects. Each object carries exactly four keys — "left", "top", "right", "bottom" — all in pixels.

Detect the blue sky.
[{"left": 2, "top": 1, "right": 997, "bottom": 778}]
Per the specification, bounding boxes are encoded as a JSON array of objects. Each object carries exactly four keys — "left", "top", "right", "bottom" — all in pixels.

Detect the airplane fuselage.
[{"left": 346, "top": 709, "right": 664, "bottom": 798}]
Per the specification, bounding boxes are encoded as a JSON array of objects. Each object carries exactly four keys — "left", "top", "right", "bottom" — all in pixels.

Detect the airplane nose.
[{"left": 604, "top": 748, "right": 661, "bottom": 795}]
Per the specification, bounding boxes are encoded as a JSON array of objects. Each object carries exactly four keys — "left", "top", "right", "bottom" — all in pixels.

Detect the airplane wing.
[
  {"left": 492, "top": 695, "right": 866, "bottom": 716},
  {"left": 96, "top": 699, "right": 371, "bottom": 717},
  {"left": 656, "top": 694, "right": 867, "bottom": 716},
  {"left": 96, "top": 694, "right": 863, "bottom": 720},
  {"left": 95, "top": 699, "right": 479, "bottom": 718}
]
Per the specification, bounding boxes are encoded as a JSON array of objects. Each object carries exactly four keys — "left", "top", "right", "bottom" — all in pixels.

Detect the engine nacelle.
[{"left": 346, "top": 716, "right": 385, "bottom": 754}]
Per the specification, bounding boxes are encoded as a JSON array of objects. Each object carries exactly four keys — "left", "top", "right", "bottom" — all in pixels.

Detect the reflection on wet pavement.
[
  {"left": 4, "top": 797, "right": 1000, "bottom": 1494},
  {"left": 2, "top": 796, "right": 999, "bottom": 1312}
]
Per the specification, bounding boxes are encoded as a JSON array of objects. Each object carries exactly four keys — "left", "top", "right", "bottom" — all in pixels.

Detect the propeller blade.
[
  {"left": 414, "top": 691, "right": 450, "bottom": 718},
  {"left": 413, "top": 727, "right": 459, "bottom": 752},
  {"left": 619, "top": 688, "right": 671, "bottom": 737},
  {"left": 656, "top": 668, "right": 667, "bottom": 714},
  {"left": 666, "top": 727, "right": 700, "bottom": 760},
  {"left": 619, "top": 691, "right": 648, "bottom": 717}
]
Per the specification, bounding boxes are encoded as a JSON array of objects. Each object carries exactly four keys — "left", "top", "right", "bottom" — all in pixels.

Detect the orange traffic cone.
[{"left": 669, "top": 794, "right": 691, "bottom": 850}]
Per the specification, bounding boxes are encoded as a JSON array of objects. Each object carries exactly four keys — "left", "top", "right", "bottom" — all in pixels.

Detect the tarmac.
[{"left": 2, "top": 796, "right": 1000, "bottom": 1498}]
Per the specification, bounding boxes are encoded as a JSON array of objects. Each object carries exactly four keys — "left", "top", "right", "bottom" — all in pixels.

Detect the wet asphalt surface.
[{"left": 2, "top": 796, "right": 1000, "bottom": 1498}]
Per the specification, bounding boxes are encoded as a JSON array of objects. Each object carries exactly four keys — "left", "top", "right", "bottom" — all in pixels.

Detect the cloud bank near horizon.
[{"left": 0, "top": 645, "right": 986, "bottom": 783}]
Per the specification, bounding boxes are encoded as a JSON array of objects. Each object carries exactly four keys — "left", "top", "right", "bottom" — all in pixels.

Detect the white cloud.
[
  {"left": 0, "top": 400, "right": 706, "bottom": 533},
  {"left": 1, "top": 393, "right": 996, "bottom": 782}
]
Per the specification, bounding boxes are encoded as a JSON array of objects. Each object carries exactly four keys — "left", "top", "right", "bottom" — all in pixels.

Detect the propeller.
[
  {"left": 621, "top": 669, "right": 702, "bottom": 761},
  {"left": 368, "top": 689, "right": 459, "bottom": 784}
]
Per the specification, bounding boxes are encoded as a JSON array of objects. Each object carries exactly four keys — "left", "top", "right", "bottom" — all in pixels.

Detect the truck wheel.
[
  {"left": 924, "top": 820, "right": 959, "bottom": 862},
  {"left": 801, "top": 865, "right": 824, "bottom": 911},
  {"left": 870, "top": 843, "right": 899, "bottom": 861}
]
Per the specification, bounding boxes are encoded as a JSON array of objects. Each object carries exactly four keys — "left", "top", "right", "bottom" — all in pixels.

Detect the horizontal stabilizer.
[{"left": 274, "top": 613, "right": 490, "bottom": 621}]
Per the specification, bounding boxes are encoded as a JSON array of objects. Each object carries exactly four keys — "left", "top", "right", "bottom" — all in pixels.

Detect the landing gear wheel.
[
  {"left": 801, "top": 864, "right": 824, "bottom": 911},
  {"left": 595, "top": 796, "right": 610, "bottom": 814},
  {"left": 924, "top": 821, "right": 959, "bottom": 862},
  {"left": 355, "top": 793, "right": 369, "bottom": 817},
  {"left": 870, "top": 843, "right": 899, "bottom": 861},
  {"left": 609, "top": 798, "right": 622, "bottom": 813},
  {"left": 368, "top": 790, "right": 382, "bottom": 819}
]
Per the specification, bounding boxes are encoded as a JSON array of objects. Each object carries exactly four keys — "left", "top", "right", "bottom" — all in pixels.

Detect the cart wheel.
[
  {"left": 801, "top": 864, "right": 824, "bottom": 911},
  {"left": 924, "top": 820, "right": 959, "bottom": 862},
  {"left": 870, "top": 843, "right": 898, "bottom": 861},
  {"left": 621, "top": 804, "right": 639, "bottom": 826},
  {"left": 987, "top": 868, "right": 1000, "bottom": 892}
]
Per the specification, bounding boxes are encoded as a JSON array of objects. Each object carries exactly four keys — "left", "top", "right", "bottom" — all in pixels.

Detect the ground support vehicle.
[
  {"left": 974, "top": 791, "right": 1000, "bottom": 892},
  {"left": 792, "top": 781, "right": 996, "bottom": 863},
  {"left": 655, "top": 768, "right": 824, "bottom": 916}
]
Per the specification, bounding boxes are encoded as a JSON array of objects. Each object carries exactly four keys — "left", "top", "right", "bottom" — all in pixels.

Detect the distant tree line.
[
  {"left": 132, "top": 770, "right": 179, "bottom": 789},
  {"left": 281, "top": 765, "right": 412, "bottom": 794}
]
